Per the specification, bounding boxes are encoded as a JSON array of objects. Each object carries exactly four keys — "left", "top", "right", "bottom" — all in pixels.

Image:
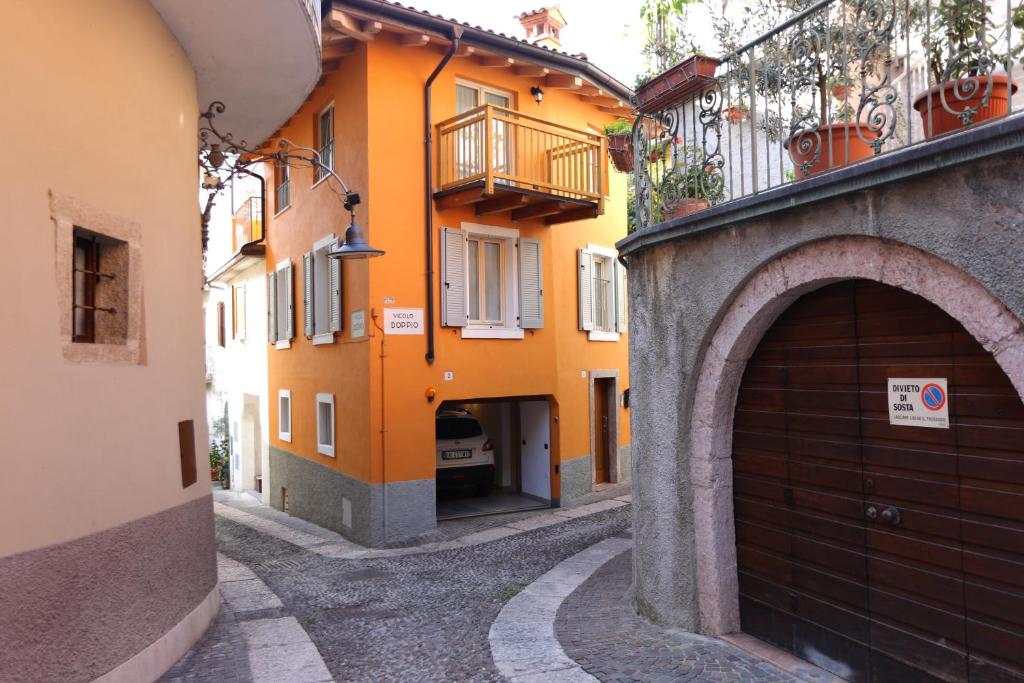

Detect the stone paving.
[
  {"left": 167, "top": 488, "right": 827, "bottom": 682},
  {"left": 555, "top": 549, "right": 799, "bottom": 683}
]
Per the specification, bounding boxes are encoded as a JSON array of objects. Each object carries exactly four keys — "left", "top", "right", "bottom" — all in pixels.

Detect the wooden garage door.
[{"left": 733, "top": 280, "right": 1024, "bottom": 683}]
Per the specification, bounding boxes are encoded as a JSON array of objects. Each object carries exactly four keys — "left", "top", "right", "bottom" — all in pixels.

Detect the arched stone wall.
[{"left": 689, "top": 236, "right": 1024, "bottom": 635}]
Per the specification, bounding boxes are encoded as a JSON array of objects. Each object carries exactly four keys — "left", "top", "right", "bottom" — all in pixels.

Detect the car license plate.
[{"left": 442, "top": 449, "right": 472, "bottom": 460}]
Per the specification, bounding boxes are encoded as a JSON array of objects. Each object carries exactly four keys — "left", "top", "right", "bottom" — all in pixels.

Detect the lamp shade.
[{"left": 328, "top": 221, "right": 384, "bottom": 259}]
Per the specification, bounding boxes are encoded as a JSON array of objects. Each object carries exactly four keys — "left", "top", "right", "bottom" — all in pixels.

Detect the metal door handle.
[
  {"left": 865, "top": 505, "right": 878, "bottom": 520},
  {"left": 880, "top": 507, "right": 902, "bottom": 527}
]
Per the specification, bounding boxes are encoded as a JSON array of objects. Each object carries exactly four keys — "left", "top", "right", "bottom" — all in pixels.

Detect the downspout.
[{"left": 424, "top": 27, "right": 463, "bottom": 364}]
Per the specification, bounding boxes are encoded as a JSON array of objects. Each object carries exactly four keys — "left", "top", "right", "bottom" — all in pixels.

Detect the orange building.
[{"left": 260, "top": 1, "right": 633, "bottom": 546}]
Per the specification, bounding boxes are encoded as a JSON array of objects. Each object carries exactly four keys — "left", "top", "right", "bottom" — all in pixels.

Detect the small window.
[
  {"left": 315, "top": 105, "right": 335, "bottom": 183},
  {"left": 592, "top": 256, "right": 613, "bottom": 332},
  {"left": 303, "top": 234, "right": 343, "bottom": 343},
  {"left": 232, "top": 284, "right": 247, "bottom": 341},
  {"left": 278, "top": 389, "right": 292, "bottom": 442},
  {"left": 274, "top": 159, "right": 291, "bottom": 214},
  {"left": 578, "top": 244, "right": 625, "bottom": 341},
  {"left": 467, "top": 237, "right": 505, "bottom": 325},
  {"left": 316, "top": 393, "right": 335, "bottom": 457},
  {"left": 72, "top": 227, "right": 128, "bottom": 345}
]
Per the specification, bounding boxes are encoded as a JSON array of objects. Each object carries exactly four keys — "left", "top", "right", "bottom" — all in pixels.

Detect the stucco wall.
[
  {"left": 0, "top": 0, "right": 215, "bottom": 679},
  {"left": 625, "top": 145, "right": 1024, "bottom": 632}
]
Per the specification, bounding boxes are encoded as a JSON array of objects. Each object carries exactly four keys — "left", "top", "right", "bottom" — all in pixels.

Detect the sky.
[{"left": 403, "top": 0, "right": 650, "bottom": 85}]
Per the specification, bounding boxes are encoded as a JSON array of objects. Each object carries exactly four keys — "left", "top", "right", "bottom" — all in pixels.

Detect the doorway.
[
  {"left": 589, "top": 372, "right": 619, "bottom": 487},
  {"left": 594, "top": 378, "right": 613, "bottom": 484},
  {"left": 732, "top": 280, "right": 1024, "bottom": 682},
  {"left": 435, "top": 397, "right": 553, "bottom": 520}
]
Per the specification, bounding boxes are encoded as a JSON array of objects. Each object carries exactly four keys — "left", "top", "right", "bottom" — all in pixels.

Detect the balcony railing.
[
  {"left": 232, "top": 196, "right": 264, "bottom": 251},
  {"left": 633, "top": 0, "right": 1023, "bottom": 229},
  {"left": 437, "top": 104, "right": 606, "bottom": 222}
]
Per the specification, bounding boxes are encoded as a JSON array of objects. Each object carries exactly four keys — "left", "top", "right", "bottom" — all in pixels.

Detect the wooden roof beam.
[
  {"left": 399, "top": 33, "right": 431, "bottom": 47},
  {"left": 326, "top": 8, "right": 380, "bottom": 41},
  {"left": 513, "top": 65, "right": 550, "bottom": 77},
  {"left": 322, "top": 40, "right": 355, "bottom": 60},
  {"left": 454, "top": 44, "right": 475, "bottom": 57},
  {"left": 545, "top": 74, "right": 583, "bottom": 89},
  {"left": 480, "top": 56, "right": 515, "bottom": 68}
]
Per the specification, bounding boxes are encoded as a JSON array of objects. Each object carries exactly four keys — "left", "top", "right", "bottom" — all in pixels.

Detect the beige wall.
[{"left": 0, "top": 0, "right": 207, "bottom": 557}]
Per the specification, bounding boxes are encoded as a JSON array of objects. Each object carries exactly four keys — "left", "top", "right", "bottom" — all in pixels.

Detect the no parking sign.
[{"left": 888, "top": 378, "right": 949, "bottom": 429}]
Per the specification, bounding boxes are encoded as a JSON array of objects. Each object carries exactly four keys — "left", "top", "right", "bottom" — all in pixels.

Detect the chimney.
[{"left": 517, "top": 7, "right": 567, "bottom": 50}]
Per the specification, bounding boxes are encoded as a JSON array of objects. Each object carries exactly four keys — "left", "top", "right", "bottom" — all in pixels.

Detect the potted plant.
[
  {"left": 209, "top": 441, "right": 226, "bottom": 482},
  {"left": 914, "top": 0, "right": 1022, "bottom": 137},
  {"left": 723, "top": 101, "right": 749, "bottom": 124},
  {"left": 652, "top": 144, "right": 723, "bottom": 220},
  {"left": 634, "top": 0, "right": 716, "bottom": 114},
  {"left": 785, "top": 82, "right": 879, "bottom": 177},
  {"left": 605, "top": 118, "right": 635, "bottom": 173}
]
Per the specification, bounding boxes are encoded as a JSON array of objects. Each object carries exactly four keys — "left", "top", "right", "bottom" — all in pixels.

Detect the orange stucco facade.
[{"left": 264, "top": 19, "right": 630, "bottom": 541}]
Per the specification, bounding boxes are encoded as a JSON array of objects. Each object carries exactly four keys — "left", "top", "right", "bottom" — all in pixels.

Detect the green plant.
[
  {"left": 921, "top": 0, "right": 1024, "bottom": 84},
  {"left": 209, "top": 409, "right": 229, "bottom": 477},
  {"left": 605, "top": 118, "right": 633, "bottom": 136},
  {"left": 650, "top": 145, "right": 724, "bottom": 221},
  {"left": 636, "top": 0, "right": 702, "bottom": 86}
]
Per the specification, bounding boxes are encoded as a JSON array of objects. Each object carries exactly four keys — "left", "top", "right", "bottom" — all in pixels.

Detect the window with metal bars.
[{"left": 72, "top": 229, "right": 120, "bottom": 343}]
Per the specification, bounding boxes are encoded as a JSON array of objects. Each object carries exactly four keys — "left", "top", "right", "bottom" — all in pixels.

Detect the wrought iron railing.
[
  {"left": 438, "top": 104, "right": 606, "bottom": 202},
  {"left": 633, "top": 0, "right": 1023, "bottom": 229},
  {"left": 232, "top": 196, "right": 264, "bottom": 250}
]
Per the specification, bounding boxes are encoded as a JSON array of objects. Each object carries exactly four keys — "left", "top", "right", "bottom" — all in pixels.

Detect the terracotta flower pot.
[
  {"left": 666, "top": 198, "right": 709, "bottom": 218},
  {"left": 913, "top": 75, "right": 1017, "bottom": 138},
  {"left": 785, "top": 122, "right": 879, "bottom": 177},
  {"left": 606, "top": 133, "right": 633, "bottom": 173},
  {"left": 831, "top": 84, "right": 852, "bottom": 101},
  {"left": 636, "top": 55, "right": 722, "bottom": 114},
  {"left": 724, "top": 106, "right": 748, "bottom": 124}
]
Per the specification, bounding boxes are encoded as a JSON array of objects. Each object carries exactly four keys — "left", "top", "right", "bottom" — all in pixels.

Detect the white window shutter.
[
  {"left": 303, "top": 252, "right": 314, "bottom": 338},
  {"left": 578, "top": 248, "right": 594, "bottom": 331},
  {"left": 283, "top": 262, "right": 294, "bottom": 340},
  {"left": 614, "top": 258, "right": 627, "bottom": 333},
  {"left": 267, "top": 271, "right": 278, "bottom": 343},
  {"left": 441, "top": 227, "right": 467, "bottom": 327},
  {"left": 329, "top": 239, "right": 343, "bottom": 333},
  {"left": 518, "top": 238, "right": 544, "bottom": 329}
]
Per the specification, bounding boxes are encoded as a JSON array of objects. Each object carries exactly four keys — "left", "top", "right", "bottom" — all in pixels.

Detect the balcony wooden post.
[{"left": 484, "top": 104, "right": 494, "bottom": 195}]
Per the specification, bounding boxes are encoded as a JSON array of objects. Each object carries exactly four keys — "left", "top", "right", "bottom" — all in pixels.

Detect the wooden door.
[
  {"left": 733, "top": 280, "right": 1024, "bottom": 683},
  {"left": 594, "top": 378, "right": 611, "bottom": 483}
]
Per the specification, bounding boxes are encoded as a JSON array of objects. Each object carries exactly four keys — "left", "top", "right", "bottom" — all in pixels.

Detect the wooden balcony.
[{"left": 435, "top": 104, "right": 605, "bottom": 225}]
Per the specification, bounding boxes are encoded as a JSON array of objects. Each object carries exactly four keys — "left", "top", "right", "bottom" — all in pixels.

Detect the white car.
[{"left": 436, "top": 410, "right": 494, "bottom": 495}]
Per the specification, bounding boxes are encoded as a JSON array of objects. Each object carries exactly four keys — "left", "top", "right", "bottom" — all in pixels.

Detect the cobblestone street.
[{"left": 163, "top": 493, "right": 825, "bottom": 683}]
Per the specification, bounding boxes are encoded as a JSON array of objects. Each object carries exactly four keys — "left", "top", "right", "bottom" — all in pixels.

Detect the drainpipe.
[{"left": 424, "top": 27, "right": 463, "bottom": 364}]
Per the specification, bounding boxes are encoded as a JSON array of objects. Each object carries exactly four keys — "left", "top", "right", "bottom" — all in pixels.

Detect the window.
[
  {"left": 578, "top": 244, "right": 626, "bottom": 341},
  {"left": 315, "top": 104, "right": 334, "bottom": 184},
  {"left": 53, "top": 193, "right": 143, "bottom": 364},
  {"left": 71, "top": 227, "right": 128, "bottom": 345},
  {"left": 316, "top": 393, "right": 335, "bottom": 457},
  {"left": 278, "top": 389, "right": 292, "bottom": 442},
  {"left": 232, "top": 284, "right": 246, "bottom": 341},
  {"left": 467, "top": 237, "right": 504, "bottom": 324},
  {"left": 303, "top": 235, "right": 343, "bottom": 344},
  {"left": 455, "top": 82, "right": 513, "bottom": 177},
  {"left": 440, "top": 225, "right": 543, "bottom": 337},
  {"left": 274, "top": 159, "right": 290, "bottom": 214},
  {"left": 267, "top": 259, "right": 294, "bottom": 348},
  {"left": 216, "top": 301, "right": 226, "bottom": 347}
]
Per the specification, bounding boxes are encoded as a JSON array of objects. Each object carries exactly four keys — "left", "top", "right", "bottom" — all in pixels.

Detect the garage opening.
[
  {"left": 435, "top": 398, "right": 553, "bottom": 520},
  {"left": 733, "top": 280, "right": 1024, "bottom": 682}
]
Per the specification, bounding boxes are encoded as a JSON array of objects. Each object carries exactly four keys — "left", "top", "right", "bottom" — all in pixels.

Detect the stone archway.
[{"left": 689, "top": 236, "right": 1024, "bottom": 636}]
